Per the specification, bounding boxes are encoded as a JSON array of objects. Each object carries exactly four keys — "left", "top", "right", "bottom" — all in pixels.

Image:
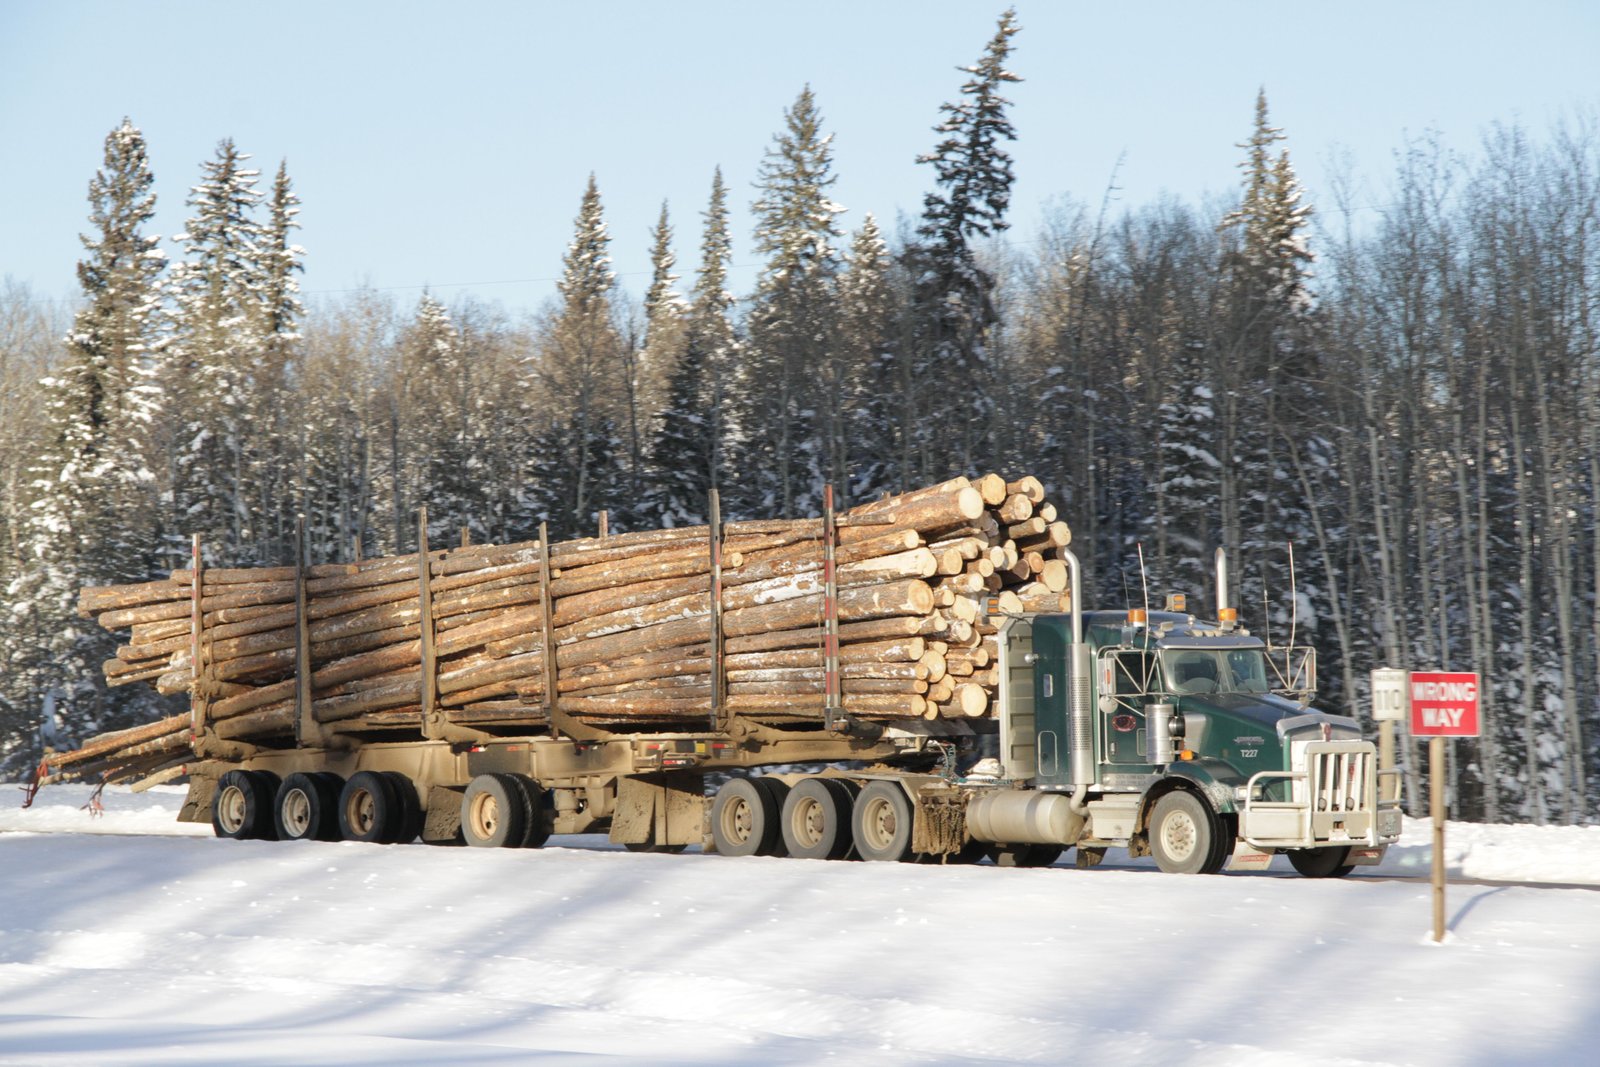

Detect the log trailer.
[{"left": 188, "top": 546, "right": 1401, "bottom": 877}]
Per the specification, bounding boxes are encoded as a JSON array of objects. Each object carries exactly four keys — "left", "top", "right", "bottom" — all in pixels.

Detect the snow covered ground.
[{"left": 3, "top": 784, "right": 1598, "bottom": 1065}]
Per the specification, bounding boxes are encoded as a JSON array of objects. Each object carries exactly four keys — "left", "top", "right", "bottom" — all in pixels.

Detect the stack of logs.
[{"left": 43, "top": 474, "right": 1071, "bottom": 789}]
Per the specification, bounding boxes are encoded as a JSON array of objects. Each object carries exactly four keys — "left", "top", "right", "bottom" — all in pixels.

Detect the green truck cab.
[{"left": 980, "top": 552, "right": 1403, "bottom": 876}]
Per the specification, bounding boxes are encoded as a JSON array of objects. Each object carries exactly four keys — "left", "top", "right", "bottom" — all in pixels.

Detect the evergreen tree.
[
  {"left": 838, "top": 214, "right": 902, "bottom": 500},
  {"left": 1215, "top": 90, "right": 1320, "bottom": 635},
  {"left": 394, "top": 294, "right": 486, "bottom": 543},
  {"left": 3, "top": 120, "right": 169, "bottom": 765},
  {"left": 905, "top": 8, "right": 1022, "bottom": 475},
  {"left": 528, "top": 175, "right": 629, "bottom": 538},
  {"left": 164, "top": 138, "right": 273, "bottom": 563},
  {"left": 740, "top": 86, "right": 845, "bottom": 516},
  {"left": 638, "top": 170, "right": 739, "bottom": 527}
]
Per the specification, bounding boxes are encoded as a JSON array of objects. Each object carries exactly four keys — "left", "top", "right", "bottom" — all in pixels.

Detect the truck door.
[{"left": 1101, "top": 650, "right": 1156, "bottom": 765}]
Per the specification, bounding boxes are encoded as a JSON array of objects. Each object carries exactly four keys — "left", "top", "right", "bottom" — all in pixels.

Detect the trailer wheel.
[
  {"left": 274, "top": 772, "right": 341, "bottom": 841},
  {"left": 1288, "top": 846, "right": 1355, "bottom": 878},
  {"left": 338, "top": 771, "right": 402, "bottom": 844},
  {"left": 213, "top": 770, "right": 278, "bottom": 840},
  {"left": 780, "top": 778, "right": 855, "bottom": 860},
  {"left": 852, "top": 781, "right": 916, "bottom": 862},
  {"left": 710, "top": 777, "right": 782, "bottom": 857},
  {"left": 382, "top": 772, "right": 423, "bottom": 845},
  {"left": 505, "top": 774, "right": 551, "bottom": 848},
  {"left": 461, "top": 773, "right": 527, "bottom": 848},
  {"left": 1149, "top": 791, "right": 1217, "bottom": 875}
]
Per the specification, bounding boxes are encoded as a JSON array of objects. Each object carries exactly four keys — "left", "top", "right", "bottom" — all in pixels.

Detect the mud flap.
[
  {"left": 421, "top": 786, "right": 463, "bottom": 843},
  {"left": 610, "top": 773, "right": 705, "bottom": 847},
  {"left": 178, "top": 774, "right": 217, "bottom": 824},
  {"left": 1227, "top": 841, "right": 1275, "bottom": 871},
  {"left": 911, "top": 788, "right": 968, "bottom": 857}
]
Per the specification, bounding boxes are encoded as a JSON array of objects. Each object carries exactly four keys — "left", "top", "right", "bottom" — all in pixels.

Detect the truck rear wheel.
[
  {"left": 852, "top": 781, "right": 916, "bottom": 862},
  {"left": 780, "top": 778, "right": 855, "bottom": 860},
  {"left": 275, "top": 772, "right": 341, "bottom": 842},
  {"left": 1288, "top": 847, "right": 1355, "bottom": 878},
  {"left": 461, "top": 773, "right": 528, "bottom": 848},
  {"left": 213, "top": 770, "right": 279, "bottom": 840},
  {"left": 339, "top": 771, "right": 405, "bottom": 844},
  {"left": 1149, "top": 791, "right": 1218, "bottom": 875},
  {"left": 710, "top": 777, "right": 783, "bottom": 857}
]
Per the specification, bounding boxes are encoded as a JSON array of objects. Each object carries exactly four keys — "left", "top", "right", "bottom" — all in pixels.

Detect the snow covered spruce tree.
[
  {"left": 1213, "top": 90, "right": 1324, "bottom": 651},
  {"left": 3, "top": 119, "right": 169, "bottom": 765},
  {"left": 525, "top": 175, "right": 630, "bottom": 541},
  {"left": 639, "top": 169, "right": 740, "bottom": 527},
  {"left": 738, "top": 86, "right": 846, "bottom": 516},
  {"left": 164, "top": 140, "right": 304, "bottom": 566},
  {"left": 903, "top": 8, "right": 1021, "bottom": 477},
  {"left": 385, "top": 293, "right": 489, "bottom": 546},
  {"left": 838, "top": 213, "right": 905, "bottom": 499}
]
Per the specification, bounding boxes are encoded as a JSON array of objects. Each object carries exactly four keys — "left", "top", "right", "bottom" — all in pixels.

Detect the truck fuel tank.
[{"left": 966, "top": 788, "right": 1086, "bottom": 846}]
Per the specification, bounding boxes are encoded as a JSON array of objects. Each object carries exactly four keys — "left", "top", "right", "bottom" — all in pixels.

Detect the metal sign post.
[{"left": 1408, "top": 670, "right": 1481, "bottom": 943}]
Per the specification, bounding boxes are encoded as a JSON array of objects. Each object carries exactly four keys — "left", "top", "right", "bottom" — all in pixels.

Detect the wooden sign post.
[{"left": 1408, "top": 670, "right": 1481, "bottom": 943}]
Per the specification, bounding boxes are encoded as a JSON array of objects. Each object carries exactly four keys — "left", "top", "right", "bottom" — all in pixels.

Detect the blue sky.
[{"left": 2, "top": 1, "right": 1597, "bottom": 316}]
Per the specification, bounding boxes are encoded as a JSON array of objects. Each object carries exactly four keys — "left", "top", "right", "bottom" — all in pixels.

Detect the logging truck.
[{"left": 185, "top": 546, "right": 1401, "bottom": 877}]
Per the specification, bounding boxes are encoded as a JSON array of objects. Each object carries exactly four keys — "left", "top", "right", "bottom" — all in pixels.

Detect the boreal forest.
[{"left": 3, "top": 11, "right": 1598, "bottom": 822}]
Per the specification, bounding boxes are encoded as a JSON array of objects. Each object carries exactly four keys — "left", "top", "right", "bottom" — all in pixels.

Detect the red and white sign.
[{"left": 1409, "top": 671, "right": 1480, "bottom": 737}]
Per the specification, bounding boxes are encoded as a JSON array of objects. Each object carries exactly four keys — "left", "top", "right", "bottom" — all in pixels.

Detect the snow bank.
[{"left": 3, "top": 785, "right": 1599, "bottom": 1065}]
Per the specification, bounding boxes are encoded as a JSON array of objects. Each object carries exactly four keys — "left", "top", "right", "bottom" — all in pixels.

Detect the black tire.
[
  {"left": 382, "top": 772, "right": 422, "bottom": 844},
  {"left": 988, "top": 843, "right": 1062, "bottom": 868},
  {"left": 213, "top": 769, "right": 278, "bottom": 840},
  {"left": 1022, "top": 844, "right": 1064, "bottom": 868},
  {"left": 752, "top": 777, "right": 791, "bottom": 857},
  {"left": 780, "top": 778, "right": 855, "bottom": 860},
  {"left": 1201, "top": 812, "right": 1236, "bottom": 875},
  {"left": 852, "top": 781, "right": 916, "bottom": 862},
  {"left": 710, "top": 777, "right": 782, "bottom": 857},
  {"left": 505, "top": 774, "right": 551, "bottom": 848},
  {"left": 274, "top": 771, "right": 341, "bottom": 842},
  {"left": 1149, "top": 790, "right": 1218, "bottom": 875},
  {"left": 947, "top": 837, "right": 990, "bottom": 864},
  {"left": 338, "top": 770, "right": 403, "bottom": 844},
  {"left": 1288, "top": 846, "right": 1356, "bottom": 878},
  {"left": 461, "top": 773, "right": 527, "bottom": 848},
  {"left": 624, "top": 837, "right": 688, "bottom": 854}
]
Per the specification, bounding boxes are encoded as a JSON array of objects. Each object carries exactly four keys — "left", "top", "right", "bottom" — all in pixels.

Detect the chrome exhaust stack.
[
  {"left": 1064, "top": 551, "right": 1094, "bottom": 793},
  {"left": 1216, "top": 547, "right": 1237, "bottom": 631}
]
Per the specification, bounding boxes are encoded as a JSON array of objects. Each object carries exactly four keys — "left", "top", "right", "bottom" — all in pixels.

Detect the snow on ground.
[{"left": 2, "top": 784, "right": 1599, "bottom": 1065}]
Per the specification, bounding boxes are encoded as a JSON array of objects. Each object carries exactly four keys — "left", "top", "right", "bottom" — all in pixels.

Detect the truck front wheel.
[
  {"left": 1288, "top": 847, "right": 1355, "bottom": 878},
  {"left": 1149, "top": 791, "right": 1219, "bottom": 875}
]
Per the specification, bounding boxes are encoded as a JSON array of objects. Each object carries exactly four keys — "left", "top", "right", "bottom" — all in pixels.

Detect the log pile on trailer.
[{"left": 42, "top": 474, "right": 1071, "bottom": 790}]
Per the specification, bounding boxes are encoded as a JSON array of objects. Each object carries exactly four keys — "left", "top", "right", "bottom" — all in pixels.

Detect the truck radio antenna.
[
  {"left": 1285, "top": 541, "right": 1298, "bottom": 682},
  {"left": 1137, "top": 542, "right": 1151, "bottom": 622}
]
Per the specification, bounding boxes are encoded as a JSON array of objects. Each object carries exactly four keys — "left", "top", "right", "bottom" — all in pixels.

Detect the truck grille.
[{"left": 1312, "top": 746, "right": 1369, "bottom": 813}]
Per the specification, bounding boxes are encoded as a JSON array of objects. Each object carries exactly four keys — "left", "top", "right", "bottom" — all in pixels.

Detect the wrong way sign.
[{"left": 1409, "top": 671, "right": 1480, "bottom": 737}]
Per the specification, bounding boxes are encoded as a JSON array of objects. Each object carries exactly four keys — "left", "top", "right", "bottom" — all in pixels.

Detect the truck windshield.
[{"left": 1160, "top": 648, "right": 1271, "bottom": 695}]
